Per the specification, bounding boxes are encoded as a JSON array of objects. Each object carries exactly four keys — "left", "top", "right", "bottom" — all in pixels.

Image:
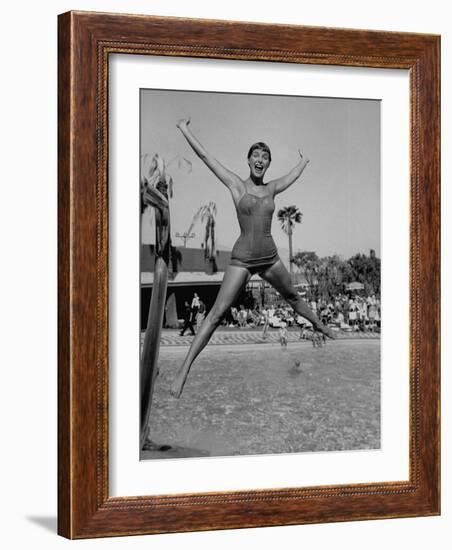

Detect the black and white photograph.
[
  {"left": 2, "top": 0, "right": 446, "bottom": 547},
  {"left": 139, "top": 88, "right": 381, "bottom": 460}
]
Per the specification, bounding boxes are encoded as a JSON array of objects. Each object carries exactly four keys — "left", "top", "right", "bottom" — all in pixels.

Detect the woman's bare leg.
[
  {"left": 261, "top": 260, "right": 335, "bottom": 339},
  {"left": 170, "top": 265, "right": 250, "bottom": 398}
]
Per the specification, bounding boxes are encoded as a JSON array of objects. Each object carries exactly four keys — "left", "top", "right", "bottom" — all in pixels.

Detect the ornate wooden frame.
[{"left": 58, "top": 11, "right": 440, "bottom": 539}]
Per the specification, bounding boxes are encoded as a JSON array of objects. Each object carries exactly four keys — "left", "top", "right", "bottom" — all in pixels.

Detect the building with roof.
[
  {"left": 140, "top": 245, "right": 310, "bottom": 329},
  {"left": 140, "top": 246, "right": 248, "bottom": 328}
]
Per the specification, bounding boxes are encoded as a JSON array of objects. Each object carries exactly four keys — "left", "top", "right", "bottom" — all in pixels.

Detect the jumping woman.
[{"left": 170, "top": 117, "right": 334, "bottom": 398}]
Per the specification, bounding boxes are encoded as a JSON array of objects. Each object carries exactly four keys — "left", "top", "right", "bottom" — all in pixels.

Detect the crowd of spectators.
[
  {"left": 176, "top": 292, "right": 381, "bottom": 336},
  {"left": 225, "top": 293, "right": 381, "bottom": 333}
]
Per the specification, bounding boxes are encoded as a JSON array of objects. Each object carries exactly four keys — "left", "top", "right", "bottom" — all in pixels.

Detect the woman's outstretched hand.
[
  {"left": 298, "top": 149, "right": 310, "bottom": 165},
  {"left": 176, "top": 116, "right": 191, "bottom": 130}
]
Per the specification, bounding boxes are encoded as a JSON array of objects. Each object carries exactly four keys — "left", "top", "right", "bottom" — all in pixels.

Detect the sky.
[{"left": 140, "top": 88, "right": 380, "bottom": 259}]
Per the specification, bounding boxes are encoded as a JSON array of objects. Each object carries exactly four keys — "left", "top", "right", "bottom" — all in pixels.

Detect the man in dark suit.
[{"left": 180, "top": 300, "right": 196, "bottom": 336}]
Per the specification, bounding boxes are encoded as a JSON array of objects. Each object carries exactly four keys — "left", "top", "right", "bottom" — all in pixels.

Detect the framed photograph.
[{"left": 58, "top": 11, "right": 440, "bottom": 538}]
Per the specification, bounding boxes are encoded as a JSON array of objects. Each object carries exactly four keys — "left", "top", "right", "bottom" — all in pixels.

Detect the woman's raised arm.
[
  {"left": 270, "top": 149, "right": 310, "bottom": 195},
  {"left": 177, "top": 118, "right": 242, "bottom": 192}
]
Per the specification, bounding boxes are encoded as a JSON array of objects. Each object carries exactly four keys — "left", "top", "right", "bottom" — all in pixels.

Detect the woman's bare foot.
[
  {"left": 170, "top": 376, "right": 185, "bottom": 398},
  {"left": 315, "top": 323, "right": 336, "bottom": 340}
]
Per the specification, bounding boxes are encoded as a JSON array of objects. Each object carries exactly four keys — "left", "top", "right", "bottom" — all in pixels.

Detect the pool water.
[{"left": 142, "top": 340, "right": 380, "bottom": 459}]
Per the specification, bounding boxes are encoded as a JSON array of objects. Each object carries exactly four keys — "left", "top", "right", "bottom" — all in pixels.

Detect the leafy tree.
[
  {"left": 294, "top": 252, "right": 357, "bottom": 300},
  {"left": 317, "top": 255, "right": 355, "bottom": 299},
  {"left": 347, "top": 252, "right": 381, "bottom": 295},
  {"left": 293, "top": 251, "right": 320, "bottom": 297}
]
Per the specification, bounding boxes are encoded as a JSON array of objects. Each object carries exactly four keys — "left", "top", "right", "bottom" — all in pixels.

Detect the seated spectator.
[
  {"left": 238, "top": 305, "right": 247, "bottom": 328},
  {"left": 335, "top": 310, "right": 345, "bottom": 328}
]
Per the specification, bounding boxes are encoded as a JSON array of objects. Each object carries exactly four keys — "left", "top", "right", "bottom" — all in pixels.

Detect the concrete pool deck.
[{"left": 143, "top": 328, "right": 380, "bottom": 347}]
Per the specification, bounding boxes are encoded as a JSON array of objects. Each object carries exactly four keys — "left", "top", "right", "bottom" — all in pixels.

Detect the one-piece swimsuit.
[{"left": 230, "top": 192, "right": 280, "bottom": 274}]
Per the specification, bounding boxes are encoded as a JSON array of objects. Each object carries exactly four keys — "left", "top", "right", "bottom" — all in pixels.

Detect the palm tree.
[
  {"left": 139, "top": 152, "right": 190, "bottom": 449},
  {"left": 277, "top": 205, "right": 303, "bottom": 274},
  {"left": 140, "top": 152, "right": 170, "bottom": 449},
  {"left": 193, "top": 202, "right": 218, "bottom": 273}
]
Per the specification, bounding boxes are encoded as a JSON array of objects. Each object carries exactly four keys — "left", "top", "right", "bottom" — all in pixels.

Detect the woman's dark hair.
[{"left": 247, "top": 142, "right": 272, "bottom": 162}]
